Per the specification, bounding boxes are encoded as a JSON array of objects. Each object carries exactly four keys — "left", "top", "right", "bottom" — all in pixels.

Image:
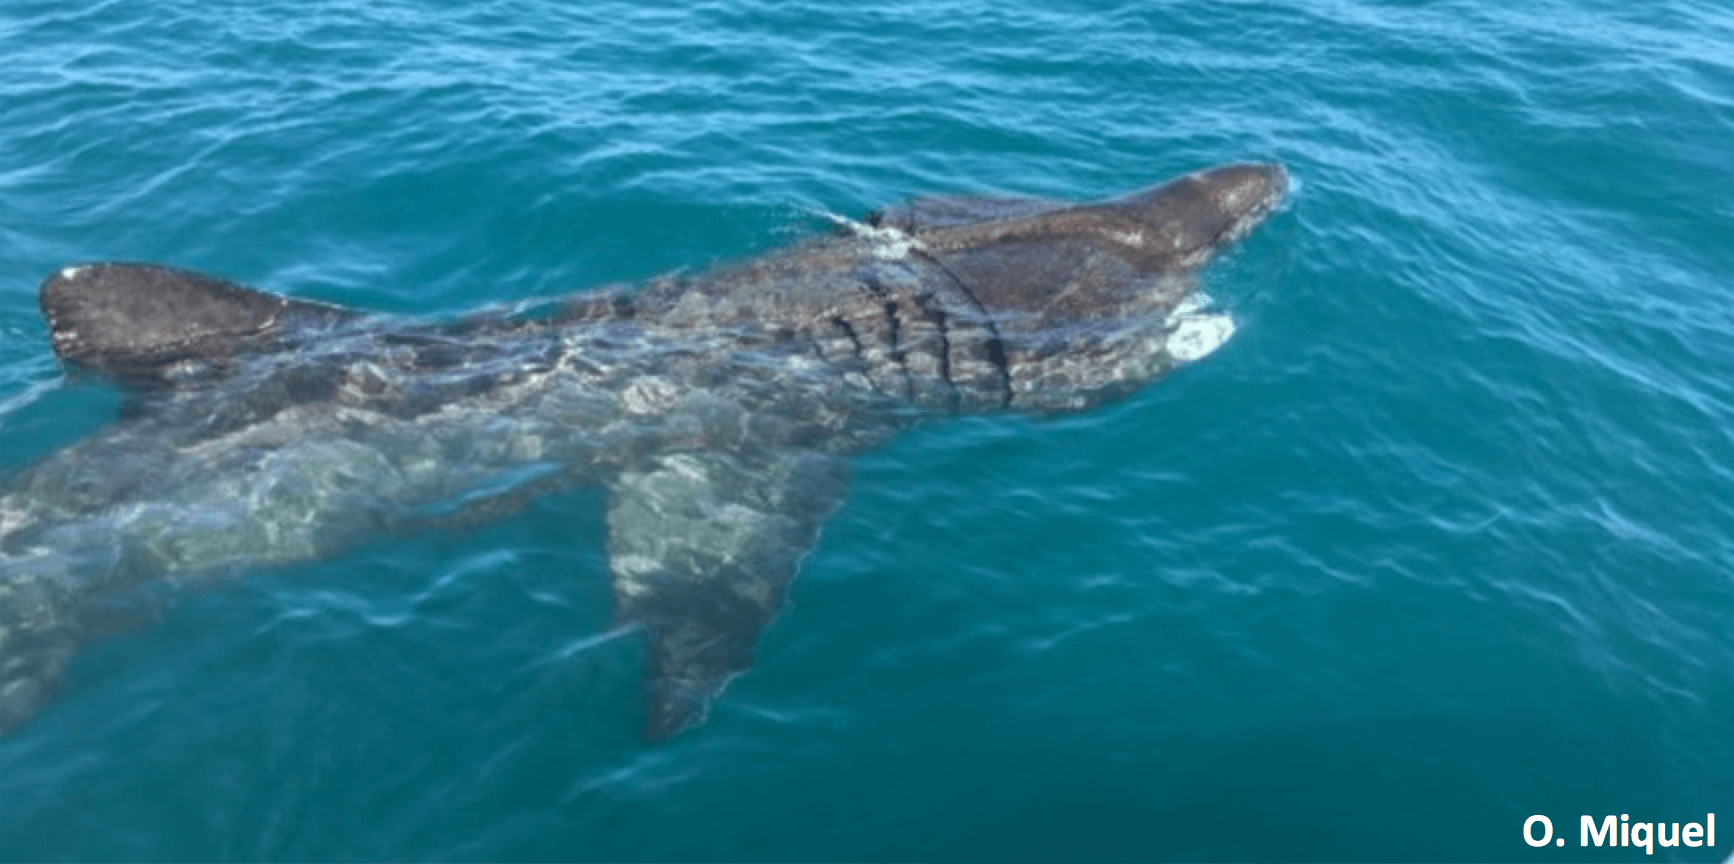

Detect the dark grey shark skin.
[{"left": 0, "top": 163, "right": 1288, "bottom": 741}]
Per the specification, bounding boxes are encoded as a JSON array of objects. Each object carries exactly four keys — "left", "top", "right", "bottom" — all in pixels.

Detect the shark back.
[{"left": 869, "top": 193, "right": 1072, "bottom": 232}]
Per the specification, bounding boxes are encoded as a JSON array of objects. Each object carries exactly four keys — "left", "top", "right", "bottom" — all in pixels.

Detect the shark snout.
[
  {"left": 1115, "top": 162, "right": 1289, "bottom": 263},
  {"left": 1192, "top": 162, "right": 1289, "bottom": 233}
]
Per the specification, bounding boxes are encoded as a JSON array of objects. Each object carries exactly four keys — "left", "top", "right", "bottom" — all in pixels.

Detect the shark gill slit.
[
  {"left": 911, "top": 290, "right": 962, "bottom": 412},
  {"left": 827, "top": 315, "right": 885, "bottom": 395},
  {"left": 804, "top": 333, "right": 829, "bottom": 364},
  {"left": 882, "top": 299, "right": 914, "bottom": 401},
  {"left": 859, "top": 274, "right": 914, "bottom": 400},
  {"left": 912, "top": 247, "right": 1014, "bottom": 407}
]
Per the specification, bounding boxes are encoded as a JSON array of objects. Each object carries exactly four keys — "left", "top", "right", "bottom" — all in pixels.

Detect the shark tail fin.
[{"left": 39, "top": 262, "right": 357, "bottom": 386}]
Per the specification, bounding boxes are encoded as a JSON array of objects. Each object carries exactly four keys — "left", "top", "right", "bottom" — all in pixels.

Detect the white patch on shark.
[
  {"left": 818, "top": 210, "right": 928, "bottom": 260},
  {"left": 1164, "top": 292, "right": 1235, "bottom": 363},
  {"left": 1171, "top": 291, "right": 1214, "bottom": 318},
  {"left": 1166, "top": 313, "right": 1235, "bottom": 363},
  {"left": 862, "top": 224, "right": 926, "bottom": 260},
  {"left": 58, "top": 267, "right": 82, "bottom": 282}
]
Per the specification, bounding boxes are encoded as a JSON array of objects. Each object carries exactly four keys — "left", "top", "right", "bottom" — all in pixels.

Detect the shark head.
[
  {"left": 907, "top": 163, "right": 1290, "bottom": 411},
  {"left": 1103, "top": 162, "right": 1291, "bottom": 269}
]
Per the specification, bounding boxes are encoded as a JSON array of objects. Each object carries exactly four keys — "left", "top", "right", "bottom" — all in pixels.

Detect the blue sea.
[{"left": 1, "top": 0, "right": 1731, "bottom": 861}]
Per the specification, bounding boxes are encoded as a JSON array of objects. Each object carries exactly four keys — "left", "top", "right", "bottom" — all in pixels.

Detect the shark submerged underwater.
[{"left": 0, "top": 163, "right": 1289, "bottom": 741}]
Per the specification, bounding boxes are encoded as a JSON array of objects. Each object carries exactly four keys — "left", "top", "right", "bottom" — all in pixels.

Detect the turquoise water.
[{"left": 1, "top": 0, "right": 1731, "bottom": 860}]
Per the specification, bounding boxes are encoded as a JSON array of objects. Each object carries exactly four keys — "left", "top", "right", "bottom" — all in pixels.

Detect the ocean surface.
[{"left": 1, "top": 0, "right": 1731, "bottom": 861}]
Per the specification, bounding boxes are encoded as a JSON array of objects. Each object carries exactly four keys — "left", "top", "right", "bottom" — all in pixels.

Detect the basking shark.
[{"left": 0, "top": 163, "right": 1289, "bottom": 740}]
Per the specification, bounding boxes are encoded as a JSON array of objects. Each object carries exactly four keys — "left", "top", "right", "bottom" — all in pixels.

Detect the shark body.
[{"left": 0, "top": 163, "right": 1289, "bottom": 739}]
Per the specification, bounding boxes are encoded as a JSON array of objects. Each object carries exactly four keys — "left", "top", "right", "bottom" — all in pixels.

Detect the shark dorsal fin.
[
  {"left": 39, "top": 263, "right": 357, "bottom": 386},
  {"left": 870, "top": 194, "right": 1071, "bottom": 233}
]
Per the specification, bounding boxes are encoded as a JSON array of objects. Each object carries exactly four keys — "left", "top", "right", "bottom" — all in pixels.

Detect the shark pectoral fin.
[
  {"left": 0, "top": 571, "right": 82, "bottom": 736},
  {"left": 607, "top": 447, "right": 850, "bottom": 741},
  {"left": 39, "top": 262, "right": 359, "bottom": 386},
  {"left": 871, "top": 194, "right": 1068, "bottom": 233}
]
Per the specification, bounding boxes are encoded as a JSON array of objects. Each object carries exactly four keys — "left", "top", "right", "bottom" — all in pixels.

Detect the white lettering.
[
  {"left": 1632, "top": 823, "right": 1653, "bottom": 855},
  {"left": 1584, "top": 815, "right": 1617, "bottom": 847},
  {"left": 1659, "top": 823, "right": 1680, "bottom": 847},
  {"left": 1579, "top": 815, "right": 1713, "bottom": 850},
  {"left": 1524, "top": 816, "right": 1553, "bottom": 847}
]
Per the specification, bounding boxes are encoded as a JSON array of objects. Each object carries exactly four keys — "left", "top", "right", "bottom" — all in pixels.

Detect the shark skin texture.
[{"left": 0, "top": 163, "right": 1290, "bottom": 741}]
